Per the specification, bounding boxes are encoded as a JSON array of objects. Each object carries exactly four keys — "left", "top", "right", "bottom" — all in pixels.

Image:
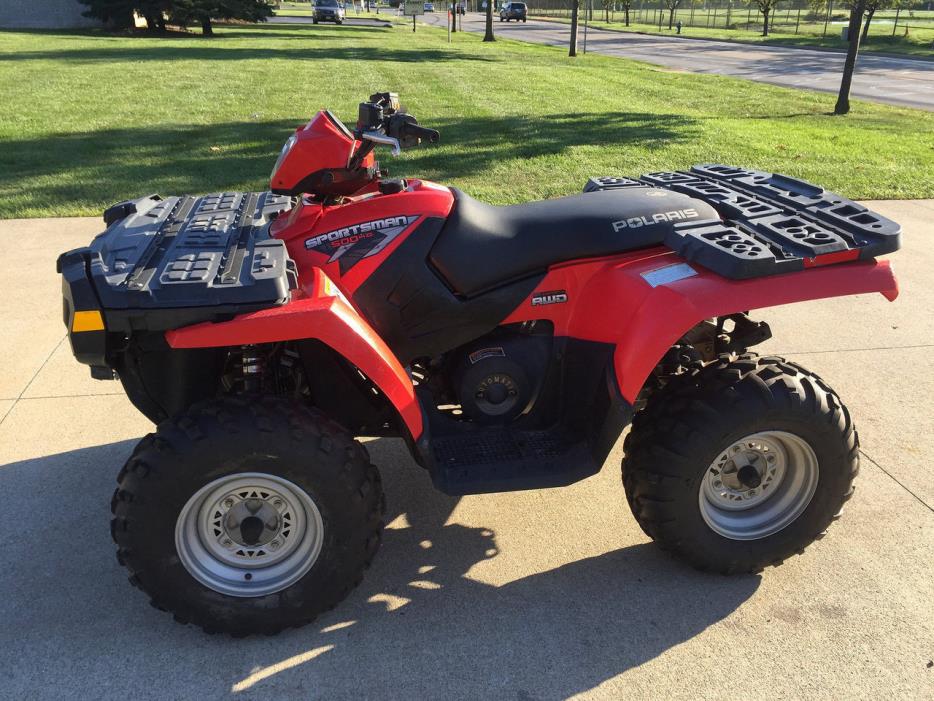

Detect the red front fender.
[{"left": 166, "top": 268, "right": 422, "bottom": 440}]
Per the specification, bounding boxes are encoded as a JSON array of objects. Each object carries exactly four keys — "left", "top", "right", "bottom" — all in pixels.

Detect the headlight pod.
[{"left": 270, "top": 134, "right": 298, "bottom": 181}]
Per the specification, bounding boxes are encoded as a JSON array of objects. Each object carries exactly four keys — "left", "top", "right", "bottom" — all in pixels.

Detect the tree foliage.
[{"left": 80, "top": 0, "right": 272, "bottom": 34}]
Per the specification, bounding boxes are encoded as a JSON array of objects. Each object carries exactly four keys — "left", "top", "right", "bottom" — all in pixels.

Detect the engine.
[{"left": 451, "top": 323, "right": 553, "bottom": 425}]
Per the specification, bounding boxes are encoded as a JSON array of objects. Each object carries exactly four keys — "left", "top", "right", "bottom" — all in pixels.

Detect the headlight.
[{"left": 270, "top": 134, "right": 298, "bottom": 181}]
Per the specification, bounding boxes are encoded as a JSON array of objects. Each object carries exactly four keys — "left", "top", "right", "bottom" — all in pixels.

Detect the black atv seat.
[{"left": 429, "top": 188, "right": 719, "bottom": 297}]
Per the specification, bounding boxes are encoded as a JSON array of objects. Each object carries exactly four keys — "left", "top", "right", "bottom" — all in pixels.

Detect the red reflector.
[{"left": 802, "top": 249, "right": 861, "bottom": 268}]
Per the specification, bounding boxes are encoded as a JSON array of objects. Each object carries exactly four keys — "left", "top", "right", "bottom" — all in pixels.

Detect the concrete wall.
[{"left": 0, "top": 0, "right": 102, "bottom": 29}]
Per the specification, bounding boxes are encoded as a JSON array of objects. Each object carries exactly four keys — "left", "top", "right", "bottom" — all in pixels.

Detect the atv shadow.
[
  {"left": 0, "top": 111, "right": 698, "bottom": 217},
  {"left": 0, "top": 436, "right": 760, "bottom": 699}
]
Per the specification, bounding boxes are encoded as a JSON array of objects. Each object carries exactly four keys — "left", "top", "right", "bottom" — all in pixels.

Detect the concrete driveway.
[
  {"left": 1, "top": 201, "right": 932, "bottom": 699},
  {"left": 427, "top": 14, "right": 934, "bottom": 111}
]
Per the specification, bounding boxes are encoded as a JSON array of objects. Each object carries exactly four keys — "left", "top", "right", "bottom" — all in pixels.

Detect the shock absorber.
[{"left": 241, "top": 345, "right": 264, "bottom": 393}]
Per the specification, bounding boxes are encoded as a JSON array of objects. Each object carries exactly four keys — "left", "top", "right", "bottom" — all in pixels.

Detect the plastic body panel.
[
  {"left": 271, "top": 179, "right": 455, "bottom": 297},
  {"left": 502, "top": 250, "right": 898, "bottom": 403},
  {"left": 166, "top": 268, "right": 423, "bottom": 440},
  {"left": 270, "top": 110, "right": 375, "bottom": 196}
]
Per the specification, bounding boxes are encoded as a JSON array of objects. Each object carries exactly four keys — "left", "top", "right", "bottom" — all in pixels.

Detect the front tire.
[
  {"left": 111, "top": 397, "right": 384, "bottom": 635},
  {"left": 622, "top": 354, "right": 858, "bottom": 574}
]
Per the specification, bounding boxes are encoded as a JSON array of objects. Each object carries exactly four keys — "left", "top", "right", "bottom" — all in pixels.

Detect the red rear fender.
[
  {"left": 509, "top": 250, "right": 898, "bottom": 404},
  {"left": 594, "top": 255, "right": 897, "bottom": 402}
]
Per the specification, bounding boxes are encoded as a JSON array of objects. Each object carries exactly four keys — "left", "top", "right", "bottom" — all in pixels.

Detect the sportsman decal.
[{"left": 305, "top": 215, "right": 419, "bottom": 273}]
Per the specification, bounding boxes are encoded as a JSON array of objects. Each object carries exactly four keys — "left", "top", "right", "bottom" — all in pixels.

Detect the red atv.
[{"left": 59, "top": 93, "right": 900, "bottom": 635}]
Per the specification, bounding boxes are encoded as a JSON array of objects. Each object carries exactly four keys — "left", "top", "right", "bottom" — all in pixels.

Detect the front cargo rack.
[
  {"left": 58, "top": 191, "right": 296, "bottom": 335},
  {"left": 586, "top": 164, "right": 900, "bottom": 279}
]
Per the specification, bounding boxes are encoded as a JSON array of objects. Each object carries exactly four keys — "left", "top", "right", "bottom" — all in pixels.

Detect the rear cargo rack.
[{"left": 587, "top": 164, "right": 900, "bottom": 279}]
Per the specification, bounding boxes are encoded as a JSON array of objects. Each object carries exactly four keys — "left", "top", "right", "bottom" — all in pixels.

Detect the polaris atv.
[{"left": 58, "top": 92, "right": 900, "bottom": 635}]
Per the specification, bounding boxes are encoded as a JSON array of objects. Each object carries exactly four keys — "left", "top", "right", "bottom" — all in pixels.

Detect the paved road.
[
  {"left": 428, "top": 14, "right": 934, "bottom": 110},
  {"left": 1, "top": 203, "right": 932, "bottom": 698},
  {"left": 268, "top": 14, "right": 392, "bottom": 26}
]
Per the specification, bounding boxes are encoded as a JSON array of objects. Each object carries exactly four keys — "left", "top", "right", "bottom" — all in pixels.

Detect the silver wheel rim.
[
  {"left": 175, "top": 472, "right": 324, "bottom": 597},
  {"left": 698, "top": 431, "right": 819, "bottom": 541}
]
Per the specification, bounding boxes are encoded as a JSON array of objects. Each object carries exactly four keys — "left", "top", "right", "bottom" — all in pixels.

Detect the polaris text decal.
[
  {"left": 531, "top": 290, "right": 568, "bottom": 306},
  {"left": 305, "top": 215, "right": 419, "bottom": 274},
  {"left": 612, "top": 208, "right": 699, "bottom": 231}
]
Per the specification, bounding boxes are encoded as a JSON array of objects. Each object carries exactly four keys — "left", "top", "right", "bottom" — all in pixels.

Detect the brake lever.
[{"left": 360, "top": 130, "right": 401, "bottom": 156}]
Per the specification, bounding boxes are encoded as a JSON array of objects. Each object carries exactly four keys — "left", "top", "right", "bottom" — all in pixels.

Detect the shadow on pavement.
[{"left": 0, "top": 435, "right": 759, "bottom": 699}]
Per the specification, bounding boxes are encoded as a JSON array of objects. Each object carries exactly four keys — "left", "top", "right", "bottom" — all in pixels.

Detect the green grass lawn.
[
  {"left": 530, "top": 15, "right": 934, "bottom": 59},
  {"left": 0, "top": 23, "right": 932, "bottom": 218}
]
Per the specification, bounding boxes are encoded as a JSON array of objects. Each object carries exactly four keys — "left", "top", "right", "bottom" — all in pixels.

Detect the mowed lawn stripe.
[{"left": 0, "top": 23, "right": 931, "bottom": 218}]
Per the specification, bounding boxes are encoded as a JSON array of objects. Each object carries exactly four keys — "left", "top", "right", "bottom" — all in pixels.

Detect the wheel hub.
[
  {"left": 221, "top": 498, "right": 282, "bottom": 548},
  {"left": 699, "top": 431, "right": 819, "bottom": 540},
  {"left": 175, "top": 473, "right": 324, "bottom": 597}
]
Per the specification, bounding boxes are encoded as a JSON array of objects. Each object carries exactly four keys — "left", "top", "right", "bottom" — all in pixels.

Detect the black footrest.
[{"left": 430, "top": 429, "right": 597, "bottom": 495}]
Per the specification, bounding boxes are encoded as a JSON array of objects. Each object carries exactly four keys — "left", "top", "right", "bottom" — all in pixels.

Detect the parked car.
[
  {"left": 424, "top": 1, "right": 434, "bottom": 10},
  {"left": 456, "top": 1, "right": 466, "bottom": 13},
  {"left": 312, "top": 0, "right": 345, "bottom": 23},
  {"left": 500, "top": 1, "right": 526, "bottom": 21}
]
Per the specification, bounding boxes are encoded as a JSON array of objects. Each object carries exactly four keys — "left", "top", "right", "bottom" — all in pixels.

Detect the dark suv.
[
  {"left": 313, "top": 0, "right": 345, "bottom": 24},
  {"left": 500, "top": 1, "right": 526, "bottom": 21}
]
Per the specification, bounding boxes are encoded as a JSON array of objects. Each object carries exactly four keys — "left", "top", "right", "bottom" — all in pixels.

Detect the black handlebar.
[
  {"left": 355, "top": 92, "right": 440, "bottom": 151},
  {"left": 404, "top": 123, "right": 440, "bottom": 144}
]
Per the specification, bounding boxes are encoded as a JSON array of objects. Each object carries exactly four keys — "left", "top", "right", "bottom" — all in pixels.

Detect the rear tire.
[
  {"left": 111, "top": 396, "right": 384, "bottom": 635},
  {"left": 622, "top": 354, "right": 858, "bottom": 574}
]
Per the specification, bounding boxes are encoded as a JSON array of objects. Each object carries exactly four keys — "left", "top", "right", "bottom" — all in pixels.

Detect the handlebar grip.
[{"left": 407, "top": 124, "right": 440, "bottom": 143}]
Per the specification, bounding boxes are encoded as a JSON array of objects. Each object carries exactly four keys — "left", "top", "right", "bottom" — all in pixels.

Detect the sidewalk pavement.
[{"left": 0, "top": 201, "right": 931, "bottom": 699}]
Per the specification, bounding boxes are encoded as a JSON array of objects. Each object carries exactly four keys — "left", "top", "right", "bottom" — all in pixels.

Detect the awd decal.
[
  {"left": 305, "top": 215, "right": 419, "bottom": 273},
  {"left": 531, "top": 290, "right": 568, "bottom": 306},
  {"left": 612, "top": 208, "right": 699, "bottom": 231}
]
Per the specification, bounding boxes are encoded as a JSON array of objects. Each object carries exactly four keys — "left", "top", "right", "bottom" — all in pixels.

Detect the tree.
[
  {"left": 140, "top": 0, "right": 170, "bottom": 31},
  {"left": 172, "top": 0, "right": 272, "bottom": 35},
  {"left": 620, "top": 0, "right": 632, "bottom": 25},
  {"left": 602, "top": 0, "right": 611, "bottom": 22},
  {"left": 663, "top": 0, "right": 682, "bottom": 29},
  {"left": 484, "top": 0, "right": 495, "bottom": 41},
  {"left": 752, "top": 0, "right": 780, "bottom": 36},
  {"left": 79, "top": 0, "right": 137, "bottom": 28},
  {"left": 834, "top": 0, "right": 866, "bottom": 114},
  {"left": 569, "top": 0, "right": 580, "bottom": 55},
  {"left": 861, "top": 0, "right": 896, "bottom": 41},
  {"left": 80, "top": 0, "right": 271, "bottom": 34}
]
